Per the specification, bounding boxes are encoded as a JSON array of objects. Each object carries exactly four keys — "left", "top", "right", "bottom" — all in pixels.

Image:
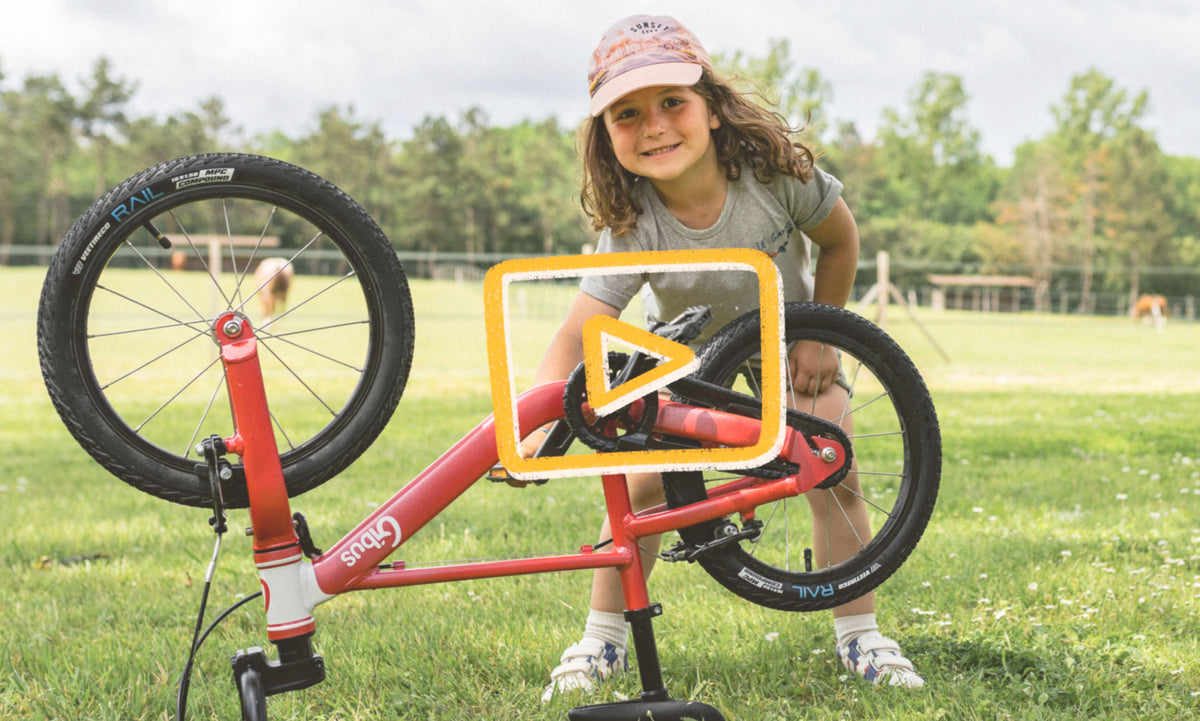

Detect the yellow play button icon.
[
  {"left": 484, "top": 248, "right": 785, "bottom": 481},
  {"left": 581, "top": 314, "right": 698, "bottom": 418}
]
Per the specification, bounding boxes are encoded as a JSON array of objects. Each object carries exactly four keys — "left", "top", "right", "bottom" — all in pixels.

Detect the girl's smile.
[{"left": 603, "top": 85, "right": 721, "bottom": 186}]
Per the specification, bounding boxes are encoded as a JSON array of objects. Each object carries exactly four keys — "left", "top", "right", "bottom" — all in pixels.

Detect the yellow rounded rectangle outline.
[{"left": 483, "top": 248, "right": 785, "bottom": 480}]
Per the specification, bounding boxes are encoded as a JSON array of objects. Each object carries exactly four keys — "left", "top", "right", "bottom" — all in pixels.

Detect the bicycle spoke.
[
  {"left": 269, "top": 407, "right": 298, "bottom": 452},
  {"left": 99, "top": 330, "right": 214, "bottom": 392},
  {"left": 232, "top": 229, "right": 328, "bottom": 321},
  {"left": 221, "top": 200, "right": 244, "bottom": 307},
  {"left": 89, "top": 318, "right": 212, "bottom": 339},
  {"left": 257, "top": 336, "right": 339, "bottom": 417},
  {"left": 164, "top": 210, "right": 237, "bottom": 310},
  {"left": 90, "top": 283, "right": 212, "bottom": 337},
  {"left": 257, "top": 268, "right": 356, "bottom": 333},
  {"left": 256, "top": 318, "right": 369, "bottom": 340},
  {"left": 131, "top": 354, "right": 223, "bottom": 434},
  {"left": 824, "top": 485, "right": 869, "bottom": 552},
  {"left": 185, "top": 371, "right": 229, "bottom": 459},
  {"left": 119, "top": 240, "right": 210, "bottom": 323},
  {"left": 230, "top": 205, "right": 279, "bottom": 301},
  {"left": 258, "top": 333, "right": 365, "bottom": 373}
]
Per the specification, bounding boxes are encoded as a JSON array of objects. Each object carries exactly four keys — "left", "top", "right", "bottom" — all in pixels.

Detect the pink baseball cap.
[{"left": 587, "top": 15, "right": 711, "bottom": 117}]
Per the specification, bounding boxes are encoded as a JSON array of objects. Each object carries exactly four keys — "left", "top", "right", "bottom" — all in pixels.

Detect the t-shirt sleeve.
[
  {"left": 789, "top": 164, "right": 844, "bottom": 231},
  {"left": 577, "top": 228, "right": 647, "bottom": 311}
]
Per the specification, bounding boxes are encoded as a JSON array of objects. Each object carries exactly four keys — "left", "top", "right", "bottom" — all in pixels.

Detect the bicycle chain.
[
  {"left": 668, "top": 376, "right": 854, "bottom": 487},
  {"left": 561, "top": 357, "right": 854, "bottom": 488}
]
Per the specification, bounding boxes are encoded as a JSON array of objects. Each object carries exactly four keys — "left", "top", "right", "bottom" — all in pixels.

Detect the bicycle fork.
[{"left": 213, "top": 312, "right": 329, "bottom": 700}]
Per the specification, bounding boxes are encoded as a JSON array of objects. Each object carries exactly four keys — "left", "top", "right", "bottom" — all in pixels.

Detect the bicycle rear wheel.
[
  {"left": 38, "top": 153, "right": 414, "bottom": 507},
  {"left": 663, "top": 302, "right": 940, "bottom": 612}
]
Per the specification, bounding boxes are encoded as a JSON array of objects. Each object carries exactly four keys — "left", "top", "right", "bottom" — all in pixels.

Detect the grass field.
[{"left": 2, "top": 264, "right": 1199, "bottom": 720}]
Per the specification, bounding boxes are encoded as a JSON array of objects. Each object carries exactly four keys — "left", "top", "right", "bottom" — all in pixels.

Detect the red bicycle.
[{"left": 37, "top": 154, "right": 941, "bottom": 720}]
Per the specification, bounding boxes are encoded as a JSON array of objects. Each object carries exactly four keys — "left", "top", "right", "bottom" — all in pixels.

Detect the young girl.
[{"left": 528, "top": 15, "right": 924, "bottom": 699}]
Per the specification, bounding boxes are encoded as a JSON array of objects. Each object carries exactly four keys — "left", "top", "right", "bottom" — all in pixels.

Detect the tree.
[
  {"left": 1049, "top": 69, "right": 1149, "bottom": 311},
  {"left": 289, "top": 104, "right": 396, "bottom": 230},
  {"left": 505, "top": 117, "right": 583, "bottom": 254},
  {"left": 77, "top": 57, "right": 137, "bottom": 195},
  {"left": 14, "top": 74, "right": 77, "bottom": 256},
  {"left": 713, "top": 38, "right": 833, "bottom": 145},
  {"left": 876, "top": 72, "right": 996, "bottom": 226},
  {"left": 995, "top": 140, "right": 1070, "bottom": 311},
  {"left": 1098, "top": 126, "right": 1173, "bottom": 300}
]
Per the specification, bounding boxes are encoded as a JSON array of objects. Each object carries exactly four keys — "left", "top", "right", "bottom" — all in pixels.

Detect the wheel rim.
[
  {"left": 686, "top": 322, "right": 926, "bottom": 586},
  {"left": 75, "top": 190, "right": 382, "bottom": 479}
]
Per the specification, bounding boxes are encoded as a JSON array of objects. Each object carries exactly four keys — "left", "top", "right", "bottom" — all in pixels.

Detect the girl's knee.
[{"left": 627, "top": 472, "right": 666, "bottom": 510}]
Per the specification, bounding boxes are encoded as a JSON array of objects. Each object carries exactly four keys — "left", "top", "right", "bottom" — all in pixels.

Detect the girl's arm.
[
  {"left": 519, "top": 291, "right": 622, "bottom": 457},
  {"left": 806, "top": 197, "right": 860, "bottom": 309},
  {"left": 789, "top": 197, "right": 861, "bottom": 396}
]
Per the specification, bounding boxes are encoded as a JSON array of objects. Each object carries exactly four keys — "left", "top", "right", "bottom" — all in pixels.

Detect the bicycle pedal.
[{"left": 486, "top": 464, "right": 545, "bottom": 488}]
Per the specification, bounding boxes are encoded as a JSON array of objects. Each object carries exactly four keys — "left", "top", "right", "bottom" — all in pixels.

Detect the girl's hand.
[
  {"left": 787, "top": 339, "right": 840, "bottom": 397},
  {"left": 517, "top": 427, "right": 551, "bottom": 459}
]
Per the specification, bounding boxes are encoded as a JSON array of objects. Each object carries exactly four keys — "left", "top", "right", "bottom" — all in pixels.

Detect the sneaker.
[
  {"left": 539, "top": 638, "right": 628, "bottom": 702},
  {"left": 836, "top": 631, "right": 925, "bottom": 688}
]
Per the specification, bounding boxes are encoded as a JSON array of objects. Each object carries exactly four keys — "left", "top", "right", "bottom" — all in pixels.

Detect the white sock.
[
  {"left": 834, "top": 613, "right": 879, "bottom": 648},
  {"left": 583, "top": 609, "right": 629, "bottom": 651}
]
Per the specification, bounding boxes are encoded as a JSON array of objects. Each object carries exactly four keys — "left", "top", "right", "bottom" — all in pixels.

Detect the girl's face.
[{"left": 602, "top": 84, "right": 721, "bottom": 186}]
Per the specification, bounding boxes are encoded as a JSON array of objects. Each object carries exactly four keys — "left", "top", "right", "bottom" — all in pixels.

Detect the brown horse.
[
  {"left": 1133, "top": 294, "right": 1168, "bottom": 328},
  {"left": 254, "top": 258, "right": 294, "bottom": 326}
]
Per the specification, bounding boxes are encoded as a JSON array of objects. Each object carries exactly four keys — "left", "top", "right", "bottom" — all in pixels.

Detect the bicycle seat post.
[{"left": 568, "top": 473, "right": 726, "bottom": 721}]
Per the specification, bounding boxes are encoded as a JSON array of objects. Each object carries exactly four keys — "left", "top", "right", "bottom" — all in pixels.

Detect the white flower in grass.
[
  {"left": 1027, "top": 582, "right": 1039, "bottom": 591},
  {"left": 1116, "top": 493, "right": 1128, "bottom": 501},
  {"left": 764, "top": 632, "right": 779, "bottom": 642}
]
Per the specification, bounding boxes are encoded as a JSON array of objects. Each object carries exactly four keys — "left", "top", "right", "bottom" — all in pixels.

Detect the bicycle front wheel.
[
  {"left": 38, "top": 154, "right": 414, "bottom": 507},
  {"left": 663, "top": 302, "right": 940, "bottom": 612}
]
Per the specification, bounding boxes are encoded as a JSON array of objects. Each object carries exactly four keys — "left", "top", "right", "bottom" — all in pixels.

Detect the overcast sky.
[{"left": 2, "top": 0, "right": 1197, "bottom": 166}]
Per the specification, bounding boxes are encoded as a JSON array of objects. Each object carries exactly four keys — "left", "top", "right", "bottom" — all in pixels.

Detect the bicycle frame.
[{"left": 213, "top": 310, "right": 848, "bottom": 645}]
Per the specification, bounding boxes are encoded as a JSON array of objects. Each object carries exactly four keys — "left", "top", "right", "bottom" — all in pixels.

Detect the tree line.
[{"left": 3, "top": 46, "right": 1199, "bottom": 307}]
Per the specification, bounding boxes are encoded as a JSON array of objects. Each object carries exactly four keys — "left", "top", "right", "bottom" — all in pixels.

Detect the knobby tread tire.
[
  {"left": 38, "top": 154, "right": 414, "bottom": 507},
  {"left": 662, "top": 302, "right": 941, "bottom": 612}
]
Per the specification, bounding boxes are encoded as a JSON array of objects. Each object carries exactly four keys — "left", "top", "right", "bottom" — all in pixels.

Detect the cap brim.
[{"left": 589, "top": 63, "right": 704, "bottom": 116}]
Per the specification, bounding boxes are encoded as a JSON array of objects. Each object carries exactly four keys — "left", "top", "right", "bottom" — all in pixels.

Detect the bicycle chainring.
[{"left": 562, "top": 352, "right": 659, "bottom": 452}]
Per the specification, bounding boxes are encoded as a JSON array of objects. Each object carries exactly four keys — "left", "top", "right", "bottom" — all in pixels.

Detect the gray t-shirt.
[{"left": 580, "top": 165, "right": 844, "bottom": 345}]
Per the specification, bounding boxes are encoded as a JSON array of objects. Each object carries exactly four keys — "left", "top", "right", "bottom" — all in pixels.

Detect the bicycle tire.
[
  {"left": 38, "top": 153, "right": 414, "bottom": 508},
  {"left": 237, "top": 665, "right": 268, "bottom": 721},
  {"left": 663, "top": 302, "right": 940, "bottom": 612}
]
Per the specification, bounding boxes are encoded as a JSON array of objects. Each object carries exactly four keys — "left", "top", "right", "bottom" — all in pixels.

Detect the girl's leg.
[
  {"left": 589, "top": 471, "right": 665, "bottom": 612},
  {"left": 803, "top": 384, "right": 924, "bottom": 687},
  {"left": 542, "top": 472, "right": 665, "bottom": 700}
]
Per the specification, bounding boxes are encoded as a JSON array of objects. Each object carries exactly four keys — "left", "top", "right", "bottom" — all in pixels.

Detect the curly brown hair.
[{"left": 579, "top": 68, "right": 816, "bottom": 237}]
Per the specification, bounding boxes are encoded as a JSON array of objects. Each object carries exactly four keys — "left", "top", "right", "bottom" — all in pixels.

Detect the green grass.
[{"left": 2, "top": 265, "right": 1199, "bottom": 719}]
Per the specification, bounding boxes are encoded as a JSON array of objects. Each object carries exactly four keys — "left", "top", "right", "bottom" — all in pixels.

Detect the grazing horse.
[
  {"left": 254, "top": 258, "right": 294, "bottom": 326},
  {"left": 1133, "top": 294, "right": 1168, "bottom": 329}
]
